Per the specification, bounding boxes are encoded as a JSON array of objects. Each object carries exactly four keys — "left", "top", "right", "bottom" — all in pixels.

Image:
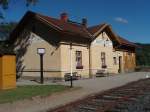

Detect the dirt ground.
[{"left": 0, "top": 72, "right": 149, "bottom": 112}]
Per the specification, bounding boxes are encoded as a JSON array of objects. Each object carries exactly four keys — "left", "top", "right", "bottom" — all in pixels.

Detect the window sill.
[
  {"left": 102, "top": 65, "right": 107, "bottom": 69},
  {"left": 76, "top": 66, "right": 83, "bottom": 69}
]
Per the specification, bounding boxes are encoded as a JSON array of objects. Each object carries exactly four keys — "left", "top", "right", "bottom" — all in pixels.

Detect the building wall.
[
  {"left": 14, "top": 30, "right": 62, "bottom": 78},
  {"left": 14, "top": 30, "right": 90, "bottom": 78},
  {"left": 116, "top": 51, "right": 124, "bottom": 73},
  {"left": 90, "top": 31, "right": 124, "bottom": 75},
  {"left": 60, "top": 44, "right": 90, "bottom": 78},
  {"left": 14, "top": 29, "right": 135, "bottom": 79}
]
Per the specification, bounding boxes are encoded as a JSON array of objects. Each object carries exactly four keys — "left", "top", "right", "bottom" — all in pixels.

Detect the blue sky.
[{"left": 0, "top": 0, "right": 150, "bottom": 43}]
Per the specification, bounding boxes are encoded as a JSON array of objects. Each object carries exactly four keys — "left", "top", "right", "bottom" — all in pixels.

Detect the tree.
[
  {"left": 0, "top": 0, "right": 38, "bottom": 9},
  {"left": 136, "top": 43, "right": 150, "bottom": 66},
  {"left": 0, "top": 22, "right": 17, "bottom": 40},
  {"left": 26, "top": 0, "right": 38, "bottom": 6},
  {"left": 0, "top": 0, "right": 38, "bottom": 19},
  {"left": 0, "top": 0, "right": 8, "bottom": 9}
]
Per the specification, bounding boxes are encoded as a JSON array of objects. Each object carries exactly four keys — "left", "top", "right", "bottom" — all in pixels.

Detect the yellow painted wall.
[
  {"left": 15, "top": 31, "right": 90, "bottom": 78},
  {"left": 90, "top": 32, "right": 124, "bottom": 75},
  {"left": 0, "top": 55, "right": 16, "bottom": 90},
  {"left": 15, "top": 32, "right": 62, "bottom": 78},
  {"left": 14, "top": 30, "right": 133, "bottom": 79},
  {"left": 60, "top": 44, "right": 90, "bottom": 78}
]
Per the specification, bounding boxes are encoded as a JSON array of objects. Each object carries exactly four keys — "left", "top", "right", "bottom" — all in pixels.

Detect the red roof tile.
[
  {"left": 36, "top": 13, "right": 92, "bottom": 38},
  {"left": 118, "top": 36, "right": 137, "bottom": 47},
  {"left": 88, "top": 24, "right": 137, "bottom": 47},
  {"left": 9, "top": 11, "right": 137, "bottom": 48},
  {"left": 88, "top": 23, "right": 107, "bottom": 35}
]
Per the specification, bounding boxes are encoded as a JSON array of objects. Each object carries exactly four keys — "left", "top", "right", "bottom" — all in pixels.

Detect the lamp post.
[{"left": 37, "top": 48, "right": 45, "bottom": 84}]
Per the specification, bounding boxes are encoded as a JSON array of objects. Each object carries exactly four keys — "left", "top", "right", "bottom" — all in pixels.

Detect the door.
[{"left": 118, "top": 56, "right": 122, "bottom": 73}]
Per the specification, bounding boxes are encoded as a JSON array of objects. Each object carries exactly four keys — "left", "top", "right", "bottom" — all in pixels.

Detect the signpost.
[{"left": 37, "top": 48, "right": 45, "bottom": 84}]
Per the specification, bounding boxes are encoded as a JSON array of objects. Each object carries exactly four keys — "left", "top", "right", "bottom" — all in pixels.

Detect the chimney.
[
  {"left": 60, "top": 13, "right": 68, "bottom": 22},
  {"left": 82, "top": 18, "right": 87, "bottom": 27}
]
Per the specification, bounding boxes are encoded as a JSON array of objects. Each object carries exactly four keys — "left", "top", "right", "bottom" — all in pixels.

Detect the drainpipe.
[
  {"left": 70, "top": 43, "right": 73, "bottom": 87},
  {"left": 89, "top": 44, "right": 92, "bottom": 78}
]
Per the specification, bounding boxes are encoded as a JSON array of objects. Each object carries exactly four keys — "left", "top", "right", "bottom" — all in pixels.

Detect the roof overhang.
[
  {"left": 9, "top": 11, "right": 93, "bottom": 45},
  {"left": 88, "top": 24, "right": 138, "bottom": 49}
]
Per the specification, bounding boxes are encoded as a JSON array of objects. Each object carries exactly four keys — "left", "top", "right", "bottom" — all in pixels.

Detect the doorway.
[{"left": 118, "top": 56, "right": 122, "bottom": 73}]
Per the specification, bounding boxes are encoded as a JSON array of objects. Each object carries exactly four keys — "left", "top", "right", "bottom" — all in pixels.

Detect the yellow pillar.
[{"left": 0, "top": 55, "right": 16, "bottom": 90}]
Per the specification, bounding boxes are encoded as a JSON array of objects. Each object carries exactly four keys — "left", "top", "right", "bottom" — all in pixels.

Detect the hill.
[{"left": 136, "top": 43, "right": 150, "bottom": 66}]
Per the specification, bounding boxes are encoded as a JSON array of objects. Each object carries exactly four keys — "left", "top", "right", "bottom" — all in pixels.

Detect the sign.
[
  {"left": 37, "top": 48, "right": 46, "bottom": 55},
  {"left": 92, "top": 38, "right": 113, "bottom": 47}
]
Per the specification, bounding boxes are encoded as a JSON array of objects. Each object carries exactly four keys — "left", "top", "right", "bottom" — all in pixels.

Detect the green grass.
[{"left": 0, "top": 85, "right": 69, "bottom": 104}]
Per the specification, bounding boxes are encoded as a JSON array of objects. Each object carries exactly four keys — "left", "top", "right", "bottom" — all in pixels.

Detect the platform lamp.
[{"left": 37, "top": 48, "right": 46, "bottom": 84}]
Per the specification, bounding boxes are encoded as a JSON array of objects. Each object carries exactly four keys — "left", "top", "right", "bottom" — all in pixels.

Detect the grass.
[{"left": 0, "top": 85, "right": 69, "bottom": 104}]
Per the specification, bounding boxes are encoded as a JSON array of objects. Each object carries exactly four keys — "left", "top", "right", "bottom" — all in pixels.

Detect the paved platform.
[{"left": 0, "top": 72, "right": 149, "bottom": 112}]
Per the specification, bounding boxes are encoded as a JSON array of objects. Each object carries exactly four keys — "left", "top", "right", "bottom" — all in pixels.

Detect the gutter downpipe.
[
  {"left": 89, "top": 43, "right": 92, "bottom": 78},
  {"left": 70, "top": 43, "right": 73, "bottom": 87}
]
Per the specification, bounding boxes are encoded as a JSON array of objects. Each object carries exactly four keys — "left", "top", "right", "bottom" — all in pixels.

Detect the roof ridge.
[
  {"left": 34, "top": 11, "right": 93, "bottom": 38},
  {"left": 36, "top": 14, "right": 63, "bottom": 31},
  {"left": 88, "top": 23, "right": 108, "bottom": 29},
  {"left": 36, "top": 12, "right": 84, "bottom": 28}
]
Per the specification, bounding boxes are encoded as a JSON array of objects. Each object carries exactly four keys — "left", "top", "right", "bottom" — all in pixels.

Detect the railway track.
[{"left": 48, "top": 78, "right": 150, "bottom": 112}]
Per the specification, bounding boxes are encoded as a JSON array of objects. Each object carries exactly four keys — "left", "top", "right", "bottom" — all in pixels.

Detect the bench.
[
  {"left": 96, "top": 69, "right": 108, "bottom": 77},
  {"left": 64, "top": 72, "right": 81, "bottom": 81}
]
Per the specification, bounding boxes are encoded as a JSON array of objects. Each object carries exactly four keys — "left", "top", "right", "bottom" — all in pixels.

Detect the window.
[
  {"left": 113, "top": 57, "right": 117, "bottom": 65},
  {"left": 104, "top": 42, "right": 106, "bottom": 47},
  {"left": 76, "top": 51, "right": 83, "bottom": 69},
  {"left": 101, "top": 52, "right": 107, "bottom": 68},
  {"left": 102, "top": 32, "right": 105, "bottom": 39}
]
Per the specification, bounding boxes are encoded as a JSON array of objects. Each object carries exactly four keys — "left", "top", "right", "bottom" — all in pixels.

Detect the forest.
[{"left": 136, "top": 43, "right": 150, "bottom": 67}]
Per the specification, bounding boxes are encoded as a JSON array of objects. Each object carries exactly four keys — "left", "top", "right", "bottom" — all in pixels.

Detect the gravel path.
[
  {"left": 0, "top": 72, "right": 149, "bottom": 112},
  {"left": 48, "top": 77, "right": 150, "bottom": 112}
]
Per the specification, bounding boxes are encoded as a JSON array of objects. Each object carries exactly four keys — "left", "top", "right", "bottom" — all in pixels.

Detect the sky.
[{"left": 0, "top": 0, "right": 150, "bottom": 43}]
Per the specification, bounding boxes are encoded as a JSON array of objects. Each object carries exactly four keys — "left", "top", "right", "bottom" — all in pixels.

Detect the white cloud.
[{"left": 114, "top": 17, "right": 128, "bottom": 24}]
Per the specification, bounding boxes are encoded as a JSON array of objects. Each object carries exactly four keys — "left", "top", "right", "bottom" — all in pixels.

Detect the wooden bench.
[
  {"left": 96, "top": 69, "right": 108, "bottom": 77},
  {"left": 64, "top": 72, "right": 81, "bottom": 81}
]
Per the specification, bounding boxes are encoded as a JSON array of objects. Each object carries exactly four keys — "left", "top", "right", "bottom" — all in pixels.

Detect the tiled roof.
[
  {"left": 35, "top": 13, "right": 92, "bottom": 39},
  {"left": 88, "top": 23, "right": 107, "bottom": 35},
  {"left": 118, "top": 36, "right": 137, "bottom": 47},
  {"left": 9, "top": 11, "right": 137, "bottom": 48},
  {"left": 88, "top": 24, "right": 137, "bottom": 47}
]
